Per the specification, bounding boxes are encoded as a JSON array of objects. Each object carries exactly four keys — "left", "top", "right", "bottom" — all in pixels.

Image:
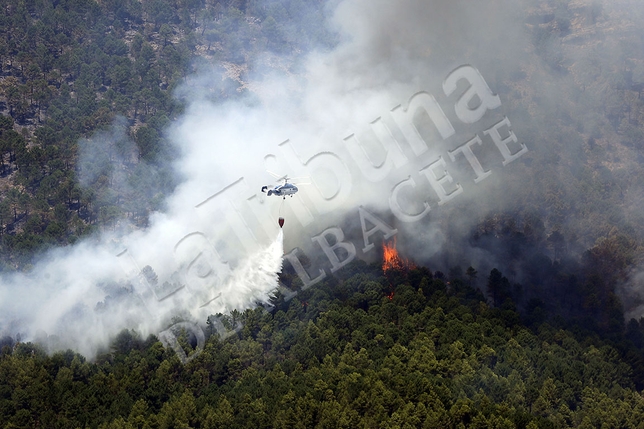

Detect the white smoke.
[
  {"left": 0, "top": 223, "right": 284, "bottom": 358},
  {"left": 0, "top": 0, "right": 524, "bottom": 356},
  {"left": 5, "top": 0, "right": 637, "bottom": 356},
  {"left": 0, "top": 96, "right": 295, "bottom": 357}
]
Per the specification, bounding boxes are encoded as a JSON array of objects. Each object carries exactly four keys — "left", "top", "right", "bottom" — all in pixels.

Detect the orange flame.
[
  {"left": 382, "top": 238, "right": 415, "bottom": 273},
  {"left": 382, "top": 239, "right": 402, "bottom": 272}
]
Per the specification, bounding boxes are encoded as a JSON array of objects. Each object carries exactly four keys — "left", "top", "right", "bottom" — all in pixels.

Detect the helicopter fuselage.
[{"left": 261, "top": 182, "right": 298, "bottom": 197}]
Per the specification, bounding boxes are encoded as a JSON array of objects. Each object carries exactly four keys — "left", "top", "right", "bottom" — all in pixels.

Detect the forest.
[
  {"left": 3, "top": 0, "right": 644, "bottom": 427},
  {"left": 2, "top": 262, "right": 644, "bottom": 428}
]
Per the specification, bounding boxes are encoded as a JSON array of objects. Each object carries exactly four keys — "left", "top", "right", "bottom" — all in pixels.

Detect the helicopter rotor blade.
[
  {"left": 265, "top": 171, "right": 310, "bottom": 185},
  {"left": 287, "top": 176, "right": 310, "bottom": 185},
  {"left": 265, "top": 170, "right": 285, "bottom": 180}
]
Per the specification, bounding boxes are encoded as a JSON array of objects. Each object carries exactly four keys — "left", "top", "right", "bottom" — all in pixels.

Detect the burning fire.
[
  {"left": 382, "top": 238, "right": 415, "bottom": 273},
  {"left": 382, "top": 238, "right": 415, "bottom": 301}
]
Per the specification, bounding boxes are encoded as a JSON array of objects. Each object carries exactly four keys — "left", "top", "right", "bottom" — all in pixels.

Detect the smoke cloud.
[{"left": 3, "top": 0, "right": 644, "bottom": 356}]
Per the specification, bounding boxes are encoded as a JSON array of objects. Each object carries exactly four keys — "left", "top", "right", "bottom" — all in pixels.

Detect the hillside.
[
  {"left": 2, "top": 263, "right": 644, "bottom": 428},
  {"left": 417, "top": 0, "right": 644, "bottom": 327},
  {"left": 2, "top": 0, "right": 644, "bottom": 427},
  {"left": 0, "top": 0, "right": 333, "bottom": 265}
]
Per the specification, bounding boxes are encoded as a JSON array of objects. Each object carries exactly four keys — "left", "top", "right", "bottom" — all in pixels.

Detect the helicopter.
[
  {"left": 260, "top": 173, "right": 307, "bottom": 199},
  {"left": 261, "top": 172, "right": 310, "bottom": 228}
]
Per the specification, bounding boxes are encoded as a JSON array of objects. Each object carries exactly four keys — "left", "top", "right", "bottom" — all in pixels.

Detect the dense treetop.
[{"left": 2, "top": 262, "right": 644, "bottom": 428}]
